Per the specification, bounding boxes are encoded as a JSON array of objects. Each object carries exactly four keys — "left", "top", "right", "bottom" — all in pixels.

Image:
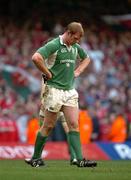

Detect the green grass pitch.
[{"left": 0, "top": 160, "right": 131, "bottom": 180}]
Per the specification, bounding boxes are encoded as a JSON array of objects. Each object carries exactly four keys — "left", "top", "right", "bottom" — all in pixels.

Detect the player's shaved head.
[{"left": 66, "top": 22, "right": 84, "bottom": 37}]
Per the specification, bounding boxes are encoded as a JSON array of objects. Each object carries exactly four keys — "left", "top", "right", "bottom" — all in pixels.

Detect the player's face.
[{"left": 68, "top": 32, "right": 82, "bottom": 45}]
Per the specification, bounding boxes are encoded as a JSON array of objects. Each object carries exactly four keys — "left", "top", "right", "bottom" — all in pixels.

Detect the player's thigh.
[
  {"left": 62, "top": 106, "right": 79, "bottom": 128},
  {"left": 43, "top": 109, "right": 58, "bottom": 127}
]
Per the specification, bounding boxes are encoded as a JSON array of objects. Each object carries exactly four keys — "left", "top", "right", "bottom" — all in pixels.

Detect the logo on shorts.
[{"left": 48, "top": 107, "right": 55, "bottom": 111}]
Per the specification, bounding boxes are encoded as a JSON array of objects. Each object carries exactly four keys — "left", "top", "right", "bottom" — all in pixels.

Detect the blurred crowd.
[{"left": 0, "top": 18, "right": 131, "bottom": 143}]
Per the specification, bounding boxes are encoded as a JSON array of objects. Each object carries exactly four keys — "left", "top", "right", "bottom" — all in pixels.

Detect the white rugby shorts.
[{"left": 40, "top": 85, "right": 78, "bottom": 113}]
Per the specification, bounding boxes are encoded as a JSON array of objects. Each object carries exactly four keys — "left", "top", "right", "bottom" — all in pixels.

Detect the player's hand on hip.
[{"left": 46, "top": 71, "right": 53, "bottom": 79}]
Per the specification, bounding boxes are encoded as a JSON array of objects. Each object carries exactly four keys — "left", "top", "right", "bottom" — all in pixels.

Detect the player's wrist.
[{"left": 76, "top": 69, "right": 82, "bottom": 75}]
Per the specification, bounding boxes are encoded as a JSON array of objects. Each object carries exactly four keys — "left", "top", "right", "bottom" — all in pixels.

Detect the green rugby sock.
[
  {"left": 68, "top": 131, "right": 83, "bottom": 160},
  {"left": 67, "top": 133, "right": 77, "bottom": 160},
  {"left": 32, "top": 131, "right": 47, "bottom": 159}
]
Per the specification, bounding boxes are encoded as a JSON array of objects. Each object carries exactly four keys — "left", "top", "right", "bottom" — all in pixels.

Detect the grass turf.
[{"left": 0, "top": 160, "right": 131, "bottom": 180}]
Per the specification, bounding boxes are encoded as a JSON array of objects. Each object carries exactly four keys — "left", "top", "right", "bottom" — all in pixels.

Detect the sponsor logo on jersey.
[{"left": 60, "top": 59, "right": 75, "bottom": 64}]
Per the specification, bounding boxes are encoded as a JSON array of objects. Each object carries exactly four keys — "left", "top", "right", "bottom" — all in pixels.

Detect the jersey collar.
[{"left": 59, "top": 35, "right": 72, "bottom": 51}]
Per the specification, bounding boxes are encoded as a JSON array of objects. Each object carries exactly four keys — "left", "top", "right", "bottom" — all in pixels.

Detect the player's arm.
[
  {"left": 74, "top": 44, "right": 91, "bottom": 77},
  {"left": 74, "top": 56, "right": 90, "bottom": 78},
  {"left": 32, "top": 52, "right": 52, "bottom": 79}
]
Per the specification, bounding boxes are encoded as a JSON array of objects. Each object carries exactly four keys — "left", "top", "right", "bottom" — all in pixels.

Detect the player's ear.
[{"left": 67, "top": 31, "right": 70, "bottom": 35}]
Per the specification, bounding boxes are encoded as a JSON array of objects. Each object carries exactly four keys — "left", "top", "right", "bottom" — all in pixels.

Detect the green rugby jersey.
[{"left": 37, "top": 36, "right": 88, "bottom": 90}]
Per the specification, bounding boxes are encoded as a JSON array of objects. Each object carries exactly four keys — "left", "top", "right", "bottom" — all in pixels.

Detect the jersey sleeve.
[
  {"left": 37, "top": 41, "right": 58, "bottom": 59},
  {"left": 76, "top": 44, "right": 89, "bottom": 61}
]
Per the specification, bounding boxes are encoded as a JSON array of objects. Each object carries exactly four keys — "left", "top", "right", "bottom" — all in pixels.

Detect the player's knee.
[
  {"left": 69, "top": 121, "right": 79, "bottom": 131},
  {"left": 40, "top": 124, "right": 54, "bottom": 135},
  {"left": 46, "top": 126, "right": 53, "bottom": 133}
]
